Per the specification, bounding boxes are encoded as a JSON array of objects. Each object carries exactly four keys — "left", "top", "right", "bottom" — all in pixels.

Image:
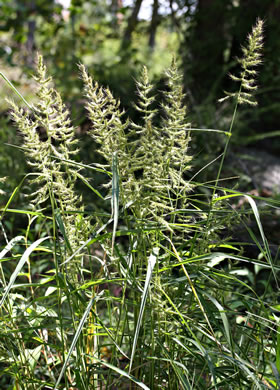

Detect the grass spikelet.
[{"left": 219, "top": 18, "right": 263, "bottom": 106}]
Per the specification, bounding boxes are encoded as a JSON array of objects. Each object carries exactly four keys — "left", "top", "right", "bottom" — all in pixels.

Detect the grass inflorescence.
[{"left": 1, "top": 20, "right": 280, "bottom": 390}]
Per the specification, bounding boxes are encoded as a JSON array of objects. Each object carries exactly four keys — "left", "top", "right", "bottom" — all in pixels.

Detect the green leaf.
[
  {"left": 88, "top": 357, "right": 150, "bottom": 390},
  {"left": 76, "top": 171, "right": 104, "bottom": 200},
  {"left": 21, "top": 345, "right": 42, "bottom": 371},
  {"left": 0, "top": 235, "right": 25, "bottom": 261},
  {"left": 54, "top": 209, "right": 72, "bottom": 252},
  {"left": 54, "top": 293, "right": 102, "bottom": 389},
  {"left": 0, "top": 71, "right": 34, "bottom": 111},
  {"left": 276, "top": 327, "right": 280, "bottom": 373},
  {"left": 271, "top": 361, "right": 280, "bottom": 388},
  {"left": 0, "top": 236, "right": 50, "bottom": 308},
  {"left": 205, "top": 293, "right": 232, "bottom": 349},
  {"left": 111, "top": 151, "right": 119, "bottom": 251},
  {"left": 129, "top": 247, "right": 159, "bottom": 373},
  {"left": 214, "top": 193, "right": 278, "bottom": 286}
]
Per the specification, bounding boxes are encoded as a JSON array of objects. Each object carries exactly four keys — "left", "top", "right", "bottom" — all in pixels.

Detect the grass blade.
[
  {"left": 276, "top": 326, "right": 280, "bottom": 374},
  {"left": 0, "top": 174, "right": 37, "bottom": 219},
  {"left": 76, "top": 171, "right": 104, "bottom": 200},
  {"left": 54, "top": 294, "right": 100, "bottom": 389},
  {"left": 205, "top": 293, "right": 232, "bottom": 349},
  {"left": 0, "top": 71, "right": 34, "bottom": 111},
  {"left": 0, "top": 236, "right": 49, "bottom": 308},
  {"left": 0, "top": 235, "right": 25, "bottom": 261},
  {"left": 89, "top": 357, "right": 150, "bottom": 390},
  {"left": 271, "top": 361, "right": 280, "bottom": 389},
  {"left": 129, "top": 247, "right": 159, "bottom": 373},
  {"left": 54, "top": 209, "right": 72, "bottom": 252},
  {"left": 111, "top": 151, "right": 119, "bottom": 251},
  {"left": 213, "top": 193, "right": 278, "bottom": 286},
  {"left": 0, "top": 235, "right": 25, "bottom": 288}
]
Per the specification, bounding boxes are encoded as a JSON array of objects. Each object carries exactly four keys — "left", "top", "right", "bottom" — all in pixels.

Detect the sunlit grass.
[{"left": 1, "top": 19, "right": 280, "bottom": 390}]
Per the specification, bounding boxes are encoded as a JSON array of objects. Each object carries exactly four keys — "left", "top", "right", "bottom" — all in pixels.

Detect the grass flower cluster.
[
  {"left": 8, "top": 55, "right": 91, "bottom": 280},
  {"left": 1, "top": 19, "right": 280, "bottom": 390},
  {"left": 220, "top": 18, "right": 263, "bottom": 106},
  {"left": 80, "top": 58, "right": 192, "bottom": 229}
]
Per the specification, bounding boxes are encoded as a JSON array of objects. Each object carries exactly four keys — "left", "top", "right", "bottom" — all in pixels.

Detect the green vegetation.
[{"left": 0, "top": 19, "right": 280, "bottom": 389}]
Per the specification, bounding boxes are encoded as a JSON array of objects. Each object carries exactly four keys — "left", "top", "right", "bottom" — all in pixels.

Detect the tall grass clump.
[{"left": 1, "top": 19, "right": 280, "bottom": 390}]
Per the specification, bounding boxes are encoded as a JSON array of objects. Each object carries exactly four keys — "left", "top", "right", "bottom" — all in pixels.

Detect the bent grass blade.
[
  {"left": 89, "top": 357, "right": 150, "bottom": 390},
  {"left": 0, "top": 235, "right": 25, "bottom": 288},
  {"left": 0, "top": 236, "right": 49, "bottom": 308},
  {"left": 213, "top": 193, "right": 278, "bottom": 287}
]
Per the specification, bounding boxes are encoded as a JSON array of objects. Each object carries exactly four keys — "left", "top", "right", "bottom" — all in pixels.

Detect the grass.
[{"left": 0, "top": 19, "right": 280, "bottom": 390}]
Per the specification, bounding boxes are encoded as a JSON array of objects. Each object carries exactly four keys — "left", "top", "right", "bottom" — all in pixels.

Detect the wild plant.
[
  {"left": 80, "top": 58, "right": 195, "bottom": 383},
  {"left": 216, "top": 18, "right": 264, "bottom": 185},
  {"left": 8, "top": 54, "right": 91, "bottom": 281},
  {"left": 81, "top": 58, "right": 192, "bottom": 235},
  {"left": 204, "top": 18, "right": 265, "bottom": 249},
  {"left": 1, "top": 18, "right": 280, "bottom": 390}
]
